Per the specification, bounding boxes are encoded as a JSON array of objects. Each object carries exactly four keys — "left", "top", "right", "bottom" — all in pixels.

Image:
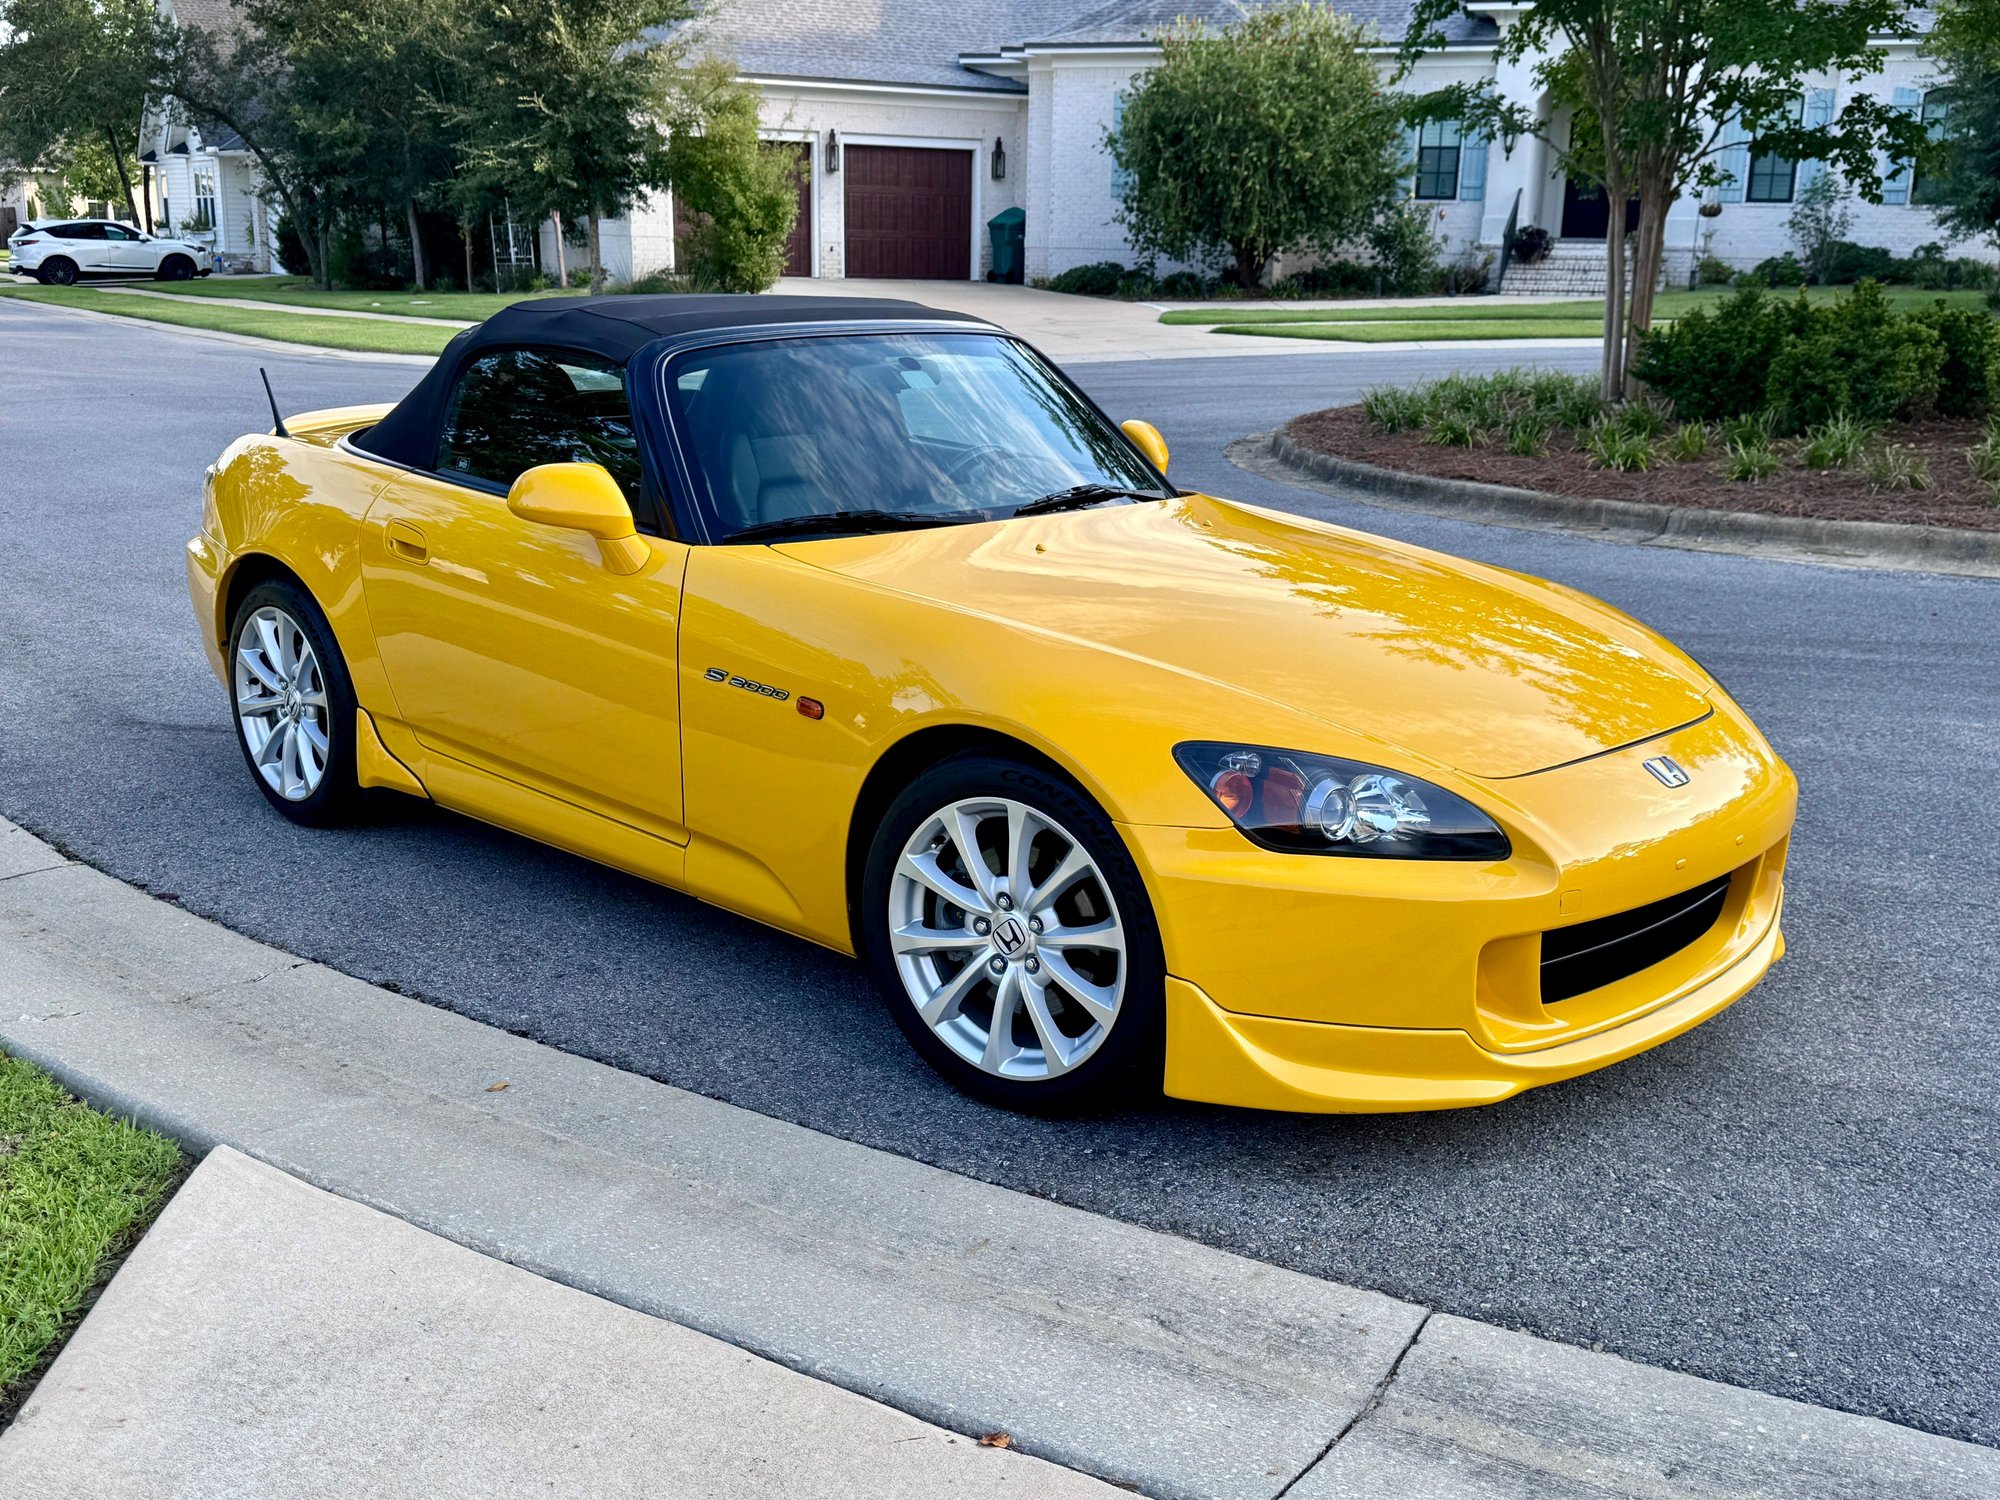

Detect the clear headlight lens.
[{"left": 1174, "top": 742, "right": 1511, "bottom": 860}]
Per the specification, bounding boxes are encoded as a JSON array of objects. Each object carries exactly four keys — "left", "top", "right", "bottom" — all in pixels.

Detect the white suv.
[{"left": 7, "top": 219, "right": 214, "bottom": 285}]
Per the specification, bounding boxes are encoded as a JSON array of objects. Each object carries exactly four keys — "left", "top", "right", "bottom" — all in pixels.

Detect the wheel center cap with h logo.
[{"left": 991, "top": 915, "right": 1032, "bottom": 959}]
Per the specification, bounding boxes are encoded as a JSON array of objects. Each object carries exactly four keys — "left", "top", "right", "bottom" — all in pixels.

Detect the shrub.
[
  {"left": 1443, "top": 249, "right": 1493, "bottom": 295},
  {"left": 1903, "top": 242, "right": 1952, "bottom": 290},
  {"left": 1788, "top": 172, "right": 1854, "bottom": 285},
  {"left": 1156, "top": 269, "right": 1212, "bottom": 298},
  {"left": 1506, "top": 415, "right": 1551, "bottom": 455},
  {"left": 1277, "top": 260, "right": 1374, "bottom": 296},
  {"left": 1581, "top": 415, "right": 1656, "bottom": 471},
  {"left": 1764, "top": 282, "right": 1944, "bottom": 431},
  {"left": 1362, "top": 385, "right": 1426, "bottom": 432},
  {"left": 1720, "top": 409, "right": 1779, "bottom": 448},
  {"left": 1968, "top": 434, "right": 2000, "bottom": 485},
  {"left": 1369, "top": 201, "right": 1443, "bottom": 297},
  {"left": 274, "top": 216, "right": 312, "bottom": 277},
  {"left": 1511, "top": 225, "right": 1554, "bottom": 265},
  {"left": 1797, "top": 413, "right": 1876, "bottom": 469},
  {"left": 1907, "top": 301, "right": 2000, "bottom": 419},
  {"left": 1632, "top": 286, "right": 1799, "bottom": 422},
  {"left": 1724, "top": 439, "right": 1780, "bottom": 481},
  {"left": 1665, "top": 423, "right": 1711, "bottom": 461},
  {"left": 1821, "top": 241, "right": 1899, "bottom": 284},
  {"left": 1047, "top": 260, "right": 1129, "bottom": 296},
  {"left": 1865, "top": 445, "right": 1933, "bottom": 491},
  {"left": 1425, "top": 411, "right": 1485, "bottom": 447},
  {"left": 1697, "top": 256, "right": 1734, "bottom": 287},
  {"left": 1742, "top": 252, "right": 1808, "bottom": 288},
  {"left": 1615, "top": 398, "right": 1673, "bottom": 439}
]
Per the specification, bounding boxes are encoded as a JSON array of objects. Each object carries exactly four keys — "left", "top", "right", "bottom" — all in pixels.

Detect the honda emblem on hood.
[{"left": 1643, "top": 756, "right": 1691, "bottom": 788}]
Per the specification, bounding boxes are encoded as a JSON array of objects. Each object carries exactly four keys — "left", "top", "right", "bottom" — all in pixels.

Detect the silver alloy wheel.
[
  {"left": 888, "top": 796, "right": 1126, "bottom": 1081},
  {"left": 233, "top": 605, "right": 330, "bottom": 801}
]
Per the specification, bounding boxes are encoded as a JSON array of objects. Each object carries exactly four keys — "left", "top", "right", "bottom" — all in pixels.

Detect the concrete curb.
[
  {"left": 3, "top": 816, "right": 1997, "bottom": 1498},
  {"left": 1238, "top": 426, "right": 2000, "bottom": 579}
]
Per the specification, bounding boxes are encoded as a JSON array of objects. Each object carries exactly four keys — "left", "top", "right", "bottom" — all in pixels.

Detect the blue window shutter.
[
  {"left": 1798, "top": 88, "right": 1835, "bottom": 191},
  {"left": 1882, "top": 86, "right": 1920, "bottom": 204},
  {"left": 1718, "top": 113, "right": 1750, "bottom": 203},
  {"left": 1458, "top": 126, "right": 1489, "bottom": 201},
  {"left": 1110, "top": 91, "right": 1131, "bottom": 196}
]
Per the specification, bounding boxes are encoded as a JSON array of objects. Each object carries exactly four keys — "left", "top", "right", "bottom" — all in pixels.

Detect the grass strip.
[
  {"left": 0, "top": 1052, "right": 185, "bottom": 1424},
  {"left": 113, "top": 277, "right": 586, "bottom": 321},
  {"left": 0, "top": 283, "right": 458, "bottom": 355},
  {"left": 1215, "top": 318, "right": 1607, "bottom": 342},
  {"left": 1161, "top": 301, "right": 1599, "bottom": 326}
]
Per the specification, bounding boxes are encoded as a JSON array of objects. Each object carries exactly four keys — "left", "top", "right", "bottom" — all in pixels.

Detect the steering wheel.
[{"left": 941, "top": 443, "right": 1011, "bottom": 486}]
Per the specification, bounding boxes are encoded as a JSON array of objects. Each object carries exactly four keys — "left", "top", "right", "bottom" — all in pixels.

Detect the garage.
[{"left": 843, "top": 145, "right": 972, "bottom": 280}]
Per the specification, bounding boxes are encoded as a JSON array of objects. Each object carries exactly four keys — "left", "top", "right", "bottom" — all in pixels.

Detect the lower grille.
[{"left": 1540, "top": 875, "right": 1732, "bottom": 1003}]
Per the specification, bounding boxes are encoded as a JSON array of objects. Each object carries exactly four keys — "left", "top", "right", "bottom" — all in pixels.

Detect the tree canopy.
[
  {"left": 1400, "top": 0, "right": 1930, "bottom": 398},
  {"left": 0, "top": 0, "right": 164, "bottom": 223},
  {"left": 1106, "top": 3, "right": 1406, "bottom": 289}
]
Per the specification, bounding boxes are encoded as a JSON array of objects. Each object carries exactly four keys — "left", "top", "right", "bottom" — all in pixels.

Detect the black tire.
[
  {"left": 157, "top": 254, "right": 195, "bottom": 282},
  {"left": 861, "top": 752, "right": 1166, "bottom": 1113},
  {"left": 226, "top": 578, "right": 364, "bottom": 827},
  {"left": 38, "top": 257, "right": 78, "bottom": 286}
]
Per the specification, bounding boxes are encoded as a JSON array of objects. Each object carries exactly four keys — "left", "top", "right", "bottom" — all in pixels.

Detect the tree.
[
  {"left": 0, "top": 0, "right": 165, "bottom": 226},
  {"left": 662, "top": 59, "right": 800, "bottom": 292},
  {"left": 1106, "top": 3, "right": 1406, "bottom": 289},
  {"left": 1400, "top": 0, "right": 1931, "bottom": 399},
  {"left": 1788, "top": 170, "right": 1854, "bottom": 283},
  {"left": 447, "top": 0, "right": 696, "bottom": 293},
  {"left": 1922, "top": 1, "right": 2000, "bottom": 251}
]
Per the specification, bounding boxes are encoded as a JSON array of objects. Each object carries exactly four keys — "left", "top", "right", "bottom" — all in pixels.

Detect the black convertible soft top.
[{"left": 354, "top": 293, "right": 989, "bottom": 469}]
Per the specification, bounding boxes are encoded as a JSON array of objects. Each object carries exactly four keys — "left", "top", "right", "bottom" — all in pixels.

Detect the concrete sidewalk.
[
  {"left": 3, "top": 812, "right": 1996, "bottom": 1499},
  {"left": 0, "top": 1148, "right": 1115, "bottom": 1499}
]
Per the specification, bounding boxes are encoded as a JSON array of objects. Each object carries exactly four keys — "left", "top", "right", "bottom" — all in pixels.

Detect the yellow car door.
[{"left": 358, "top": 347, "right": 689, "bottom": 846}]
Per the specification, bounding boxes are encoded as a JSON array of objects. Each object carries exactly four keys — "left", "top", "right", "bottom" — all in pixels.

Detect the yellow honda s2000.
[{"left": 187, "top": 295, "right": 1796, "bottom": 1113}]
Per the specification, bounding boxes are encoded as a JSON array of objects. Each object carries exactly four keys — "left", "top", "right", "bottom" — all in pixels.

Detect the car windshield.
[{"left": 665, "top": 332, "right": 1166, "bottom": 541}]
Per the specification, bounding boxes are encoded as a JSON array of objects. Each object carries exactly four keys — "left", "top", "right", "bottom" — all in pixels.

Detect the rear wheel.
[
  {"left": 862, "top": 754, "right": 1164, "bottom": 1112},
  {"left": 227, "top": 580, "right": 363, "bottom": 826},
  {"left": 156, "top": 254, "right": 195, "bottom": 281},
  {"left": 37, "top": 257, "right": 77, "bottom": 286}
]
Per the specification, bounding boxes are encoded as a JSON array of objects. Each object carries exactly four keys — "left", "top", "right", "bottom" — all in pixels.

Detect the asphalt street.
[{"left": 2, "top": 301, "right": 1996, "bottom": 1447}]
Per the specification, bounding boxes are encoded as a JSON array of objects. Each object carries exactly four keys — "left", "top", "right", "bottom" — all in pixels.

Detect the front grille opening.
[{"left": 1540, "top": 875, "right": 1732, "bottom": 1004}]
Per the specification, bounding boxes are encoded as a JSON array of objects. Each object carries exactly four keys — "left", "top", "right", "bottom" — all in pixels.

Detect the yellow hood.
[{"left": 781, "top": 495, "right": 1711, "bottom": 780}]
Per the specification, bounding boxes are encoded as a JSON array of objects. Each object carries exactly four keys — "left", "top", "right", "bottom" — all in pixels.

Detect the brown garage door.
[{"left": 844, "top": 146, "right": 972, "bottom": 280}]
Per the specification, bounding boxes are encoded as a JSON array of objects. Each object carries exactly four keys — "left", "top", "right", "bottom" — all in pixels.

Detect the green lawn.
[
  {"left": 0, "top": 1052, "right": 184, "bottom": 1421},
  {"left": 124, "top": 276, "right": 587, "bottom": 322},
  {"left": 1217, "top": 318, "right": 1607, "bottom": 342},
  {"left": 0, "top": 282, "right": 458, "bottom": 354},
  {"left": 1166, "top": 285, "right": 1994, "bottom": 334}
]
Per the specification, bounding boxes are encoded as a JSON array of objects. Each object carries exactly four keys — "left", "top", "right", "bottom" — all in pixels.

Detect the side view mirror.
[
  {"left": 1121, "top": 419, "right": 1169, "bottom": 477},
  {"left": 507, "top": 462, "right": 650, "bottom": 575}
]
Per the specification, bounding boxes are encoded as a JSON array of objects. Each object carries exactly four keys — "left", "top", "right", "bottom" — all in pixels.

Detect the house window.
[
  {"left": 1110, "top": 91, "right": 1132, "bottom": 197},
  {"left": 191, "top": 166, "right": 217, "bottom": 230},
  {"left": 1746, "top": 98, "right": 1802, "bottom": 202},
  {"left": 1415, "top": 119, "right": 1463, "bottom": 200},
  {"left": 1912, "top": 89, "right": 1952, "bottom": 206}
]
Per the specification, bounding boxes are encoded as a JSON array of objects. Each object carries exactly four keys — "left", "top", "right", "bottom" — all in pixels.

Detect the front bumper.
[{"left": 1131, "top": 704, "right": 1796, "bottom": 1112}]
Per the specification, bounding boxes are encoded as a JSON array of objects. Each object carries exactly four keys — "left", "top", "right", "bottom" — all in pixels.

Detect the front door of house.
[{"left": 1561, "top": 177, "right": 1642, "bottom": 240}]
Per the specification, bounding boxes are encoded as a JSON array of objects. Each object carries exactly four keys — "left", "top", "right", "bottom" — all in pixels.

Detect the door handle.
[{"left": 384, "top": 518, "right": 429, "bottom": 565}]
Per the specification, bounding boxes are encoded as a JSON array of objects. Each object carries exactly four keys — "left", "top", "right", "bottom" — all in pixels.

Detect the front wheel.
[
  {"left": 227, "top": 580, "right": 363, "bottom": 826},
  {"left": 862, "top": 754, "right": 1165, "bottom": 1112},
  {"left": 156, "top": 254, "right": 195, "bottom": 281}
]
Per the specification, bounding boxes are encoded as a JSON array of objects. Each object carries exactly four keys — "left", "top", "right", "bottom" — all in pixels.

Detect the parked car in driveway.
[
  {"left": 7, "top": 219, "right": 212, "bottom": 284},
  {"left": 185, "top": 294, "right": 1797, "bottom": 1115}
]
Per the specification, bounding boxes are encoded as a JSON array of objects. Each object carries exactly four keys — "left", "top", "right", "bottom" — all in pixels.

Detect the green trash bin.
[{"left": 987, "top": 207, "right": 1025, "bottom": 284}]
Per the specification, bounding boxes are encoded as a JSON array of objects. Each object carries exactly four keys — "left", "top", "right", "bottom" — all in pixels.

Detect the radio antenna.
[{"left": 259, "top": 367, "right": 292, "bottom": 439}]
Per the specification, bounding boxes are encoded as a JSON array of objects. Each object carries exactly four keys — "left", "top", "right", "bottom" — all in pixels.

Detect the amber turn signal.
[{"left": 797, "top": 697, "right": 825, "bottom": 720}]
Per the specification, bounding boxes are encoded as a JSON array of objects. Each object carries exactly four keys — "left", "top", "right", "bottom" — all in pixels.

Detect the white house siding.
[
  {"left": 1021, "top": 51, "right": 1159, "bottom": 279},
  {"left": 749, "top": 81, "right": 1027, "bottom": 279}
]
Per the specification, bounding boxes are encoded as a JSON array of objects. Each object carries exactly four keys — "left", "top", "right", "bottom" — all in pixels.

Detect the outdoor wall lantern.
[
  {"left": 992, "top": 137, "right": 1007, "bottom": 180},
  {"left": 825, "top": 130, "right": 840, "bottom": 174}
]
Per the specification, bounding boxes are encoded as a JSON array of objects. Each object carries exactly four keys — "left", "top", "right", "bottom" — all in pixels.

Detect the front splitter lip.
[{"left": 1161, "top": 899, "right": 1785, "bottom": 1115}]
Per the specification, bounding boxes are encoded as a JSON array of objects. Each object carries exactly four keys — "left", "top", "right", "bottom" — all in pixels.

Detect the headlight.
[{"left": 1174, "top": 741, "right": 1510, "bottom": 860}]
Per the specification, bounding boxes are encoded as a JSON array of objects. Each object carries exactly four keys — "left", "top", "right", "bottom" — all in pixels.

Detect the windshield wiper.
[
  {"left": 728, "top": 510, "right": 970, "bottom": 543},
  {"left": 1012, "top": 482, "right": 1171, "bottom": 518}
]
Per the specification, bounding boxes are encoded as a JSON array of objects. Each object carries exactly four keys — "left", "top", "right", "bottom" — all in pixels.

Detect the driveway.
[{"left": 0, "top": 300, "right": 1994, "bottom": 1449}]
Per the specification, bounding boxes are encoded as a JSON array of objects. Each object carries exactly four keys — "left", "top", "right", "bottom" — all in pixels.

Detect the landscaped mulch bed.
[{"left": 1285, "top": 405, "right": 2000, "bottom": 532}]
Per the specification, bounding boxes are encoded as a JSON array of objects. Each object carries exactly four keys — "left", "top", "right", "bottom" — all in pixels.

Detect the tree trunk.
[
  {"left": 1599, "top": 211, "right": 1624, "bottom": 402},
  {"left": 551, "top": 212, "right": 569, "bottom": 288},
  {"left": 315, "top": 219, "right": 332, "bottom": 291},
  {"left": 406, "top": 199, "right": 428, "bottom": 291},
  {"left": 103, "top": 128, "right": 140, "bottom": 227},
  {"left": 462, "top": 217, "right": 476, "bottom": 292},
  {"left": 1229, "top": 240, "right": 1265, "bottom": 290},
  {"left": 1621, "top": 188, "right": 1673, "bottom": 392},
  {"left": 587, "top": 212, "right": 604, "bottom": 293}
]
